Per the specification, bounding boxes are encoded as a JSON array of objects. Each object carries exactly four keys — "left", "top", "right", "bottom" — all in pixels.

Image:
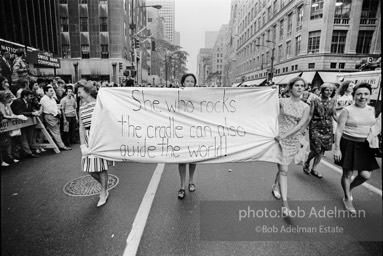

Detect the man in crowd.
[
  {"left": 11, "top": 49, "right": 29, "bottom": 94},
  {"left": 40, "top": 85, "right": 71, "bottom": 151},
  {"left": 11, "top": 90, "right": 41, "bottom": 158},
  {"left": 0, "top": 49, "right": 12, "bottom": 84},
  {"left": 60, "top": 84, "right": 77, "bottom": 147}
]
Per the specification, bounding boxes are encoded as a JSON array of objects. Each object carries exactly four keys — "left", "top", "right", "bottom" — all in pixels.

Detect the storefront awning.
[
  {"left": 318, "top": 72, "right": 339, "bottom": 83},
  {"left": 278, "top": 72, "right": 302, "bottom": 84},
  {"left": 272, "top": 75, "right": 287, "bottom": 84},
  {"left": 231, "top": 82, "right": 240, "bottom": 87},
  {"left": 300, "top": 71, "right": 316, "bottom": 84},
  {"left": 242, "top": 78, "right": 267, "bottom": 86}
]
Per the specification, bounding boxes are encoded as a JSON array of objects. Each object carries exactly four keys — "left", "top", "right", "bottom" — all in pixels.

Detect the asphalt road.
[{"left": 1, "top": 145, "right": 382, "bottom": 256}]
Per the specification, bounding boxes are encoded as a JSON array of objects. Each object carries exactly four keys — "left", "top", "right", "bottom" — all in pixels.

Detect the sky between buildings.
[{"left": 175, "top": 0, "right": 232, "bottom": 75}]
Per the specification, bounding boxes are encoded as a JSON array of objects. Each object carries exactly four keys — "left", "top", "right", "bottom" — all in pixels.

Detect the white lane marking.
[
  {"left": 320, "top": 159, "right": 382, "bottom": 197},
  {"left": 123, "top": 163, "right": 165, "bottom": 256}
]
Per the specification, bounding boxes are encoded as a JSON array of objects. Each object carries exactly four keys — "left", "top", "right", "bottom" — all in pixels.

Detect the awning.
[
  {"left": 318, "top": 72, "right": 339, "bottom": 83},
  {"left": 242, "top": 78, "right": 267, "bottom": 86},
  {"left": 300, "top": 71, "right": 316, "bottom": 84},
  {"left": 231, "top": 83, "right": 240, "bottom": 87},
  {"left": 272, "top": 75, "right": 287, "bottom": 84},
  {"left": 278, "top": 72, "right": 302, "bottom": 84}
]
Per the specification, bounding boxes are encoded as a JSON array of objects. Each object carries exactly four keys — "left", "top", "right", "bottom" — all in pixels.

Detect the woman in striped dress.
[{"left": 76, "top": 80, "right": 112, "bottom": 207}]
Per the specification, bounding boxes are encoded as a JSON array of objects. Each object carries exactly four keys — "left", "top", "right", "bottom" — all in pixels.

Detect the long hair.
[{"left": 337, "top": 80, "right": 353, "bottom": 96}]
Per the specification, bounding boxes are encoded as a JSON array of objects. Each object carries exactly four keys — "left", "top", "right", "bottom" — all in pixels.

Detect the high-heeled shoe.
[
  {"left": 281, "top": 201, "right": 291, "bottom": 218},
  {"left": 1, "top": 162, "right": 10, "bottom": 167},
  {"left": 97, "top": 191, "right": 109, "bottom": 207},
  {"left": 343, "top": 198, "right": 356, "bottom": 214},
  {"left": 271, "top": 185, "right": 281, "bottom": 199}
]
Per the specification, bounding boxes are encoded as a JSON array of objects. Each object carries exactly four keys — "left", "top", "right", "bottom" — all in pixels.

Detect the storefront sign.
[{"left": 0, "top": 117, "right": 37, "bottom": 133}]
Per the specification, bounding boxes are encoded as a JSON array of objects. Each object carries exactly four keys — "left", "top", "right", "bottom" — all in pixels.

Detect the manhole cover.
[{"left": 63, "top": 174, "right": 119, "bottom": 197}]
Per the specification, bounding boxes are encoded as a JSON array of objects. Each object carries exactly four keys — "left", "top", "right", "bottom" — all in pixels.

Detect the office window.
[
  {"left": 331, "top": 30, "right": 347, "bottom": 53},
  {"left": 308, "top": 31, "right": 321, "bottom": 53},
  {"left": 272, "top": 25, "right": 276, "bottom": 41},
  {"left": 278, "top": 45, "right": 283, "bottom": 62},
  {"left": 296, "top": 5, "right": 303, "bottom": 31},
  {"left": 295, "top": 35, "right": 301, "bottom": 56},
  {"left": 60, "top": 18, "right": 69, "bottom": 32},
  {"left": 334, "top": 0, "right": 351, "bottom": 23},
  {"left": 295, "top": 64, "right": 298, "bottom": 70},
  {"left": 81, "top": 45, "right": 90, "bottom": 59},
  {"left": 262, "top": 12, "right": 266, "bottom": 26},
  {"left": 80, "top": 17, "right": 88, "bottom": 32},
  {"left": 356, "top": 31, "right": 373, "bottom": 53},
  {"left": 286, "top": 13, "right": 292, "bottom": 37},
  {"left": 361, "top": 0, "right": 379, "bottom": 19},
  {"left": 308, "top": 63, "right": 315, "bottom": 69},
  {"left": 310, "top": 0, "right": 324, "bottom": 20},
  {"left": 100, "top": 17, "right": 108, "bottom": 32},
  {"left": 273, "top": 0, "right": 278, "bottom": 15},
  {"left": 62, "top": 45, "right": 70, "bottom": 58},
  {"left": 286, "top": 41, "right": 291, "bottom": 59},
  {"left": 279, "top": 19, "right": 284, "bottom": 40},
  {"left": 101, "top": 45, "right": 109, "bottom": 58},
  {"left": 339, "top": 63, "right": 345, "bottom": 69},
  {"left": 268, "top": 6, "right": 272, "bottom": 20},
  {"left": 266, "top": 51, "right": 269, "bottom": 65},
  {"left": 330, "top": 63, "right": 337, "bottom": 69},
  {"left": 80, "top": 0, "right": 88, "bottom": 3}
]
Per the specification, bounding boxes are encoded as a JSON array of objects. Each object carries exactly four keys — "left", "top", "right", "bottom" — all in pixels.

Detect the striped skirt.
[{"left": 81, "top": 129, "right": 114, "bottom": 172}]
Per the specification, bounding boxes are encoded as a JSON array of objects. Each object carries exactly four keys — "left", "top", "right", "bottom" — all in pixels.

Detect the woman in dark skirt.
[{"left": 334, "top": 83, "right": 379, "bottom": 214}]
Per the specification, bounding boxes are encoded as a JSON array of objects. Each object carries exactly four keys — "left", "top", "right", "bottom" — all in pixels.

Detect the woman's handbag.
[{"left": 295, "top": 136, "right": 309, "bottom": 165}]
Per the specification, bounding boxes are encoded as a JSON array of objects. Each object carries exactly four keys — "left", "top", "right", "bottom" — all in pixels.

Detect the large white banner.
[{"left": 88, "top": 87, "right": 281, "bottom": 164}]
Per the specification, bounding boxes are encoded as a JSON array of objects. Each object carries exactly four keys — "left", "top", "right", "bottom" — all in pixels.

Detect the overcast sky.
[{"left": 175, "top": 0, "right": 232, "bottom": 75}]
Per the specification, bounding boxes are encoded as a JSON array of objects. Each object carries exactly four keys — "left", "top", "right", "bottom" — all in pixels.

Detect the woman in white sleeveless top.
[{"left": 334, "top": 83, "right": 379, "bottom": 214}]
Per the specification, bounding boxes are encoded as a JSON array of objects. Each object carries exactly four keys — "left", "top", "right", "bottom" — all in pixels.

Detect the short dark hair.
[
  {"left": 43, "top": 85, "right": 53, "bottom": 93},
  {"left": 180, "top": 73, "right": 197, "bottom": 86},
  {"left": 20, "top": 90, "right": 32, "bottom": 98},
  {"left": 352, "top": 82, "right": 372, "bottom": 97},
  {"left": 15, "top": 49, "right": 24, "bottom": 57}
]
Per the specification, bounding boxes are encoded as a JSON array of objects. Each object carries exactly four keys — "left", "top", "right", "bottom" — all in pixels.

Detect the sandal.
[
  {"left": 311, "top": 170, "right": 323, "bottom": 178},
  {"left": 303, "top": 164, "right": 310, "bottom": 174},
  {"left": 178, "top": 189, "right": 186, "bottom": 200},
  {"left": 188, "top": 183, "right": 196, "bottom": 192},
  {"left": 271, "top": 185, "right": 281, "bottom": 199}
]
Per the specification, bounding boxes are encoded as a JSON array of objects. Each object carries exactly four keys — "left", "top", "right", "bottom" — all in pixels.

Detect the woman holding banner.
[
  {"left": 177, "top": 73, "right": 198, "bottom": 200},
  {"left": 272, "top": 77, "right": 310, "bottom": 217},
  {"left": 77, "top": 80, "right": 113, "bottom": 207}
]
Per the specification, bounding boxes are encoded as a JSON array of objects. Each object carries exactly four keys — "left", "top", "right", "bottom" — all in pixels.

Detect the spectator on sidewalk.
[
  {"left": 40, "top": 85, "right": 71, "bottom": 151},
  {"left": 0, "top": 50, "right": 12, "bottom": 84},
  {"left": 60, "top": 84, "right": 78, "bottom": 147},
  {"left": 1, "top": 77, "right": 16, "bottom": 99},
  {"left": 11, "top": 90, "right": 41, "bottom": 158},
  {"left": 11, "top": 49, "right": 29, "bottom": 94},
  {"left": 16, "top": 79, "right": 30, "bottom": 98}
]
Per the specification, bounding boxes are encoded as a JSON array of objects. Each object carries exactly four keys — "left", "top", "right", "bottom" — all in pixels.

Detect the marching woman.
[
  {"left": 177, "top": 73, "right": 198, "bottom": 200},
  {"left": 272, "top": 77, "right": 310, "bottom": 216},
  {"left": 77, "top": 80, "right": 113, "bottom": 207},
  {"left": 334, "top": 83, "right": 379, "bottom": 213}
]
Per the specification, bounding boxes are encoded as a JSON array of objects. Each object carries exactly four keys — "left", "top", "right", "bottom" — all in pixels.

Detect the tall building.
[
  {"left": 196, "top": 48, "right": 212, "bottom": 86},
  {"left": 210, "top": 25, "right": 229, "bottom": 86},
  {"left": 230, "top": 0, "right": 381, "bottom": 87},
  {"left": 205, "top": 31, "right": 219, "bottom": 48},
  {"left": 147, "top": 0, "right": 175, "bottom": 44}
]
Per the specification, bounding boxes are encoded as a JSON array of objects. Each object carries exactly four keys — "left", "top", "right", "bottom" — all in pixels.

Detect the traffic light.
[
  {"left": 119, "top": 63, "right": 122, "bottom": 72},
  {"left": 134, "top": 38, "right": 140, "bottom": 48},
  {"left": 151, "top": 41, "right": 156, "bottom": 51}
]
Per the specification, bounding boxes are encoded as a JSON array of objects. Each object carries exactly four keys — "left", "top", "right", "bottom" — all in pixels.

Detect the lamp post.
[{"left": 255, "top": 39, "right": 276, "bottom": 83}]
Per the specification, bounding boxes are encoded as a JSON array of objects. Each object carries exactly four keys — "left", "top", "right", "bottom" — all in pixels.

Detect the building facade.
[
  {"left": 228, "top": 0, "right": 381, "bottom": 87},
  {"left": 147, "top": 0, "right": 175, "bottom": 44},
  {"left": 205, "top": 31, "right": 219, "bottom": 48}
]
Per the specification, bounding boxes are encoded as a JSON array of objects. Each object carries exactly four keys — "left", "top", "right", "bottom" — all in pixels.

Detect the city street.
[{"left": 1, "top": 145, "right": 382, "bottom": 256}]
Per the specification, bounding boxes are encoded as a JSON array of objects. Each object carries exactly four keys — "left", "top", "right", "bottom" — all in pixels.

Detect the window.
[
  {"left": 361, "top": 0, "right": 379, "bottom": 24},
  {"left": 266, "top": 51, "right": 269, "bottom": 65},
  {"left": 80, "top": 17, "right": 88, "bottom": 32},
  {"left": 310, "top": 0, "right": 324, "bottom": 20},
  {"left": 279, "top": 19, "right": 284, "bottom": 40},
  {"left": 296, "top": 5, "right": 303, "bottom": 31},
  {"left": 334, "top": 0, "right": 351, "bottom": 24},
  {"left": 295, "top": 35, "right": 301, "bottom": 56},
  {"left": 278, "top": 45, "right": 283, "bottom": 62},
  {"left": 62, "top": 45, "right": 70, "bottom": 58},
  {"left": 330, "top": 63, "right": 337, "bottom": 69},
  {"left": 60, "top": 18, "right": 69, "bottom": 32},
  {"left": 272, "top": 25, "right": 276, "bottom": 41},
  {"left": 308, "top": 63, "right": 315, "bottom": 69},
  {"left": 286, "top": 41, "right": 291, "bottom": 59},
  {"left": 273, "top": 0, "right": 278, "bottom": 15},
  {"left": 356, "top": 31, "right": 373, "bottom": 53},
  {"left": 268, "top": 6, "right": 272, "bottom": 20},
  {"left": 339, "top": 63, "right": 345, "bottom": 69},
  {"left": 308, "top": 31, "right": 320, "bottom": 53},
  {"left": 331, "top": 30, "right": 347, "bottom": 53},
  {"left": 59, "top": 0, "right": 68, "bottom": 3},
  {"left": 287, "top": 13, "right": 292, "bottom": 37},
  {"left": 81, "top": 45, "right": 90, "bottom": 59},
  {"left": 80, "top": 0, "right": 88, "bottom": 3},
  {"left": 101, "top": 45, "right": 109, "bottom": 58},
  {"left": 100, "top": 17, "right": 108, "bottom": 32},
  {"left": 262, "top": 12, "right": 266, "bottom": 26},
  {"left": 99, "top": 0, "right": 108, "bottom": 4},
  {"left": 295, "top": 65, "right": 298, "bottom": 70}
]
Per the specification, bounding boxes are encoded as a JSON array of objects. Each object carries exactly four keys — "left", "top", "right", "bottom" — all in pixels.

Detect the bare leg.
[
  {"left": 277, "top": 164, "right": 289, "bottom": 202},
  {"left": 178, "top": 164, "right": 186, "bottom": 189},
  {"left": 304, "top": 150, "right": 317, "bottom": 168},
  {"left": 188, "top": 164, "right": 196, "bottom": 184},
  {"left": 99, "top": 170, "right": 108, "bottom": 196},
  {"left": 341, "top": 168, "right": 354, "bottom": 201},
  {"left": 350, "top": 170, "right": 371, "bottom": 191},
  {"left": 311, "top": 152, "right": 324, "bottom": 172}
]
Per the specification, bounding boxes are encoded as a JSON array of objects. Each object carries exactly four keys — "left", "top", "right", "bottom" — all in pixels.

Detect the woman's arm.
[
  {"left": 78, "top": 109, "right": 85, "bottom": 145},
  {"left": 0, "top": 103, "right": 27, "bottom": 120},
  {"left": 276, "top": 104, "right": 311, "bottom": 141},
  {"left": 334, "top": 108, "right": 349, "bottom": 160},
  {"left": 332, "top": 100, "right": 338, "bottom": 123}
]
